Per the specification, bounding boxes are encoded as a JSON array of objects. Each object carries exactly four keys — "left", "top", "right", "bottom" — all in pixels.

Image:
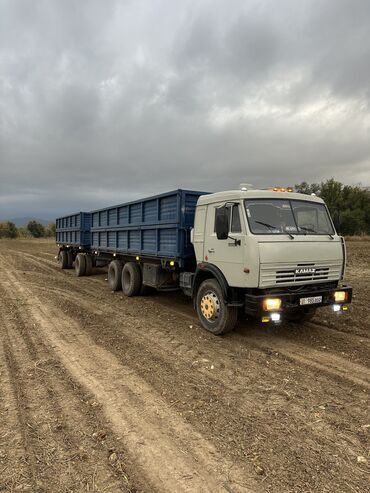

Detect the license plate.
[{"left": 300, "top": 296, "right": 322, "bottom": 306}]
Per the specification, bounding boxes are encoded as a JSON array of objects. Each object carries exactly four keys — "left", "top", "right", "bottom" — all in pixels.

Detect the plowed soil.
[{"left": 0, "top": 239, "right": 369, "bottom": 493}]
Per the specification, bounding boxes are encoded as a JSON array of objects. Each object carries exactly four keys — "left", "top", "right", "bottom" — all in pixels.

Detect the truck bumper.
[{"left": 245, "top": 284, "right": 352, "bottom": 319}]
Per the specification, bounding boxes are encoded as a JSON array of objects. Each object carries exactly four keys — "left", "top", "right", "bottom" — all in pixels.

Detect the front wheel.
[{"left": 196, "top": 279, "right": 238, "bottom": 335}]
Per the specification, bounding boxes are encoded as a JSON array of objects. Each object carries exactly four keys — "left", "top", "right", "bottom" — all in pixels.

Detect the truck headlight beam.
[{"left": 263, "top": 298, "right": 282, "bottom": 311}]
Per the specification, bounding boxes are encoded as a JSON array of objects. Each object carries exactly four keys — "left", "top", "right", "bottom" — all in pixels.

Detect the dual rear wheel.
[
  {"left": 75, "top": 253, "right": 92, "bottom": 277},
  {"left": 108, "top": 260, "right": 142, "bottom": 297},
  {"left": 58, "top": 250, "right": 73, "bottom": 269}
]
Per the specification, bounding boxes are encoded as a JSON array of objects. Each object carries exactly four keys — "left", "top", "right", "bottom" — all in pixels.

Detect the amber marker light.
[
  {"left": 263, "top": 298, "right": 282, "bottom": 311},
  {"left": 334, "top": 291, "right": 347, "bottom": 302}
]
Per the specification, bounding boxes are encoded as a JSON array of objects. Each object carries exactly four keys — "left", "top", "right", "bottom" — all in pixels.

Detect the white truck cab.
[{"left": 189, "top": 186, "right": 352, "bottom": 334}]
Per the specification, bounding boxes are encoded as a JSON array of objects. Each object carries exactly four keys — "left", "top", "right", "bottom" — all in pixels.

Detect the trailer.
[
  {"left": 56, "top": 186, "right": 352, "bottom": 335},
  {"left": 56, "top": 212, "right": 91, "bottom": 269}
]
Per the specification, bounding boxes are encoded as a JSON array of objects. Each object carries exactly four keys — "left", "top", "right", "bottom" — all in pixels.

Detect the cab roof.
[{"left": 197, "top": 189, "right": 325, "bottom": 206}]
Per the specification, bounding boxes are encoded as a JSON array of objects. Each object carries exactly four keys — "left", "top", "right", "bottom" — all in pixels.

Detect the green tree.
[
  {"left": 17, "top": 227, "right": 31, "bottom": 238},
  {"left": 295, "top": 181, "right": 320, "bottom": 195},
  {"left": 45, "top": 223, "right": 56, "bottom": 237},
  {"left": 294, "top": 179, "right": 370, "bottom": 235},
  {"left": 0, "top": 221, "right": 18, "bottom": 238},
  {"left": 27, "top": 220, "right": 45, "bottom": 238},
  {"left": 6, "top": 221, "right": 18, "bottom": 238}
]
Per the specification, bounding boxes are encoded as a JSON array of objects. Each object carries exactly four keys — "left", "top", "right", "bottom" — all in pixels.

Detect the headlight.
[
  {"left": 334, "top": 291, "right": 347, "bottom": 302},
  {"left": 263, "top": 298, "right": 282, "bottom": 311}
]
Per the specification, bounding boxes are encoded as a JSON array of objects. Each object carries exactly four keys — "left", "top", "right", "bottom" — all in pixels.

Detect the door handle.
[{"left": 208, "top": 248, "right": 215, "bottom": 253}]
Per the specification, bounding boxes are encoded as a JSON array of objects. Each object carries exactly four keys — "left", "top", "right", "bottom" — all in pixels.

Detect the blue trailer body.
[
  {"left": 56, "top": 212, "right": 91, "bottom": 247},
  {"left": 90, "top": 189, "right": 208, "bottom": 267}
]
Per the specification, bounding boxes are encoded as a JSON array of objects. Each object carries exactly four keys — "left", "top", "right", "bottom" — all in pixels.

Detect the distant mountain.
[{"left": 2, "top": 217, "right": 52, "bottom": 227}]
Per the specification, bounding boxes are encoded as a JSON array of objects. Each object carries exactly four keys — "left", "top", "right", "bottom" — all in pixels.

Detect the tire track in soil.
[
  {"left": 12, "top": 251, "right": 370, "bottom": 439},
  {"left": 0, "top": 253, "right": 257, "bottom": 493},
  {"left": 42, "top": 276, "right": 370, "bottom": 464},
  {"left": 0, "top": 282, "right": 137, "bottom": 492},
  {"left": 0, "top": 338, "right": 32, "bottom": 492},
  {"left": 23, "top": 249, "right": 370, "bottom": 389},
  {"left": 5, "top": 245, "right": 370, "bottom": 492}
]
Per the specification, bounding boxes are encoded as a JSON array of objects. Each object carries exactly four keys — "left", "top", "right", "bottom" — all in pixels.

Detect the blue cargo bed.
[
  {"left": 56, "top": 212, "right": 91, "bottom": 247},
  {"left": 90, "top": 189, "right": 207, "bottom": 267}
]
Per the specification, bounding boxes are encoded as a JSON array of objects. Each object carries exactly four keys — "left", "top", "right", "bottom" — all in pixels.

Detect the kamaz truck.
[{"left": 56, "top": 186, "right": 352, "bottom": 335}]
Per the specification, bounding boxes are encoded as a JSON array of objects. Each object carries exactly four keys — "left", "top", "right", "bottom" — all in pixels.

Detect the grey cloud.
[{"left": 0, "top": 0, "right": 369, "bottom": 220}]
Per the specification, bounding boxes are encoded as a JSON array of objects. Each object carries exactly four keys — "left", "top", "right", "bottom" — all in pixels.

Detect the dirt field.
[{"left": 0, "top": 239, "right": 369, "bottom": 493}]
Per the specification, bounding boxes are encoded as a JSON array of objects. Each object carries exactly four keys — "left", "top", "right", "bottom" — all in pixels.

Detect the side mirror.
[{"left": 215, "top": 206, "right": 229, "bottom": 240}]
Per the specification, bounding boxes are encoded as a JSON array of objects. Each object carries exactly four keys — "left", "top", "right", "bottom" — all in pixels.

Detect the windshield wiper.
[
  {"left": 255, "top": 220, "right": 278, "bottom": 231},
  {"left": 255, "top": 221, "right": 295, "bottom": 239},
  {"left": 299, "top": 226, "right": 334, "bottom": 239},
  {"left": 299, "top": 226, "right": 316, "bottom": 234}
]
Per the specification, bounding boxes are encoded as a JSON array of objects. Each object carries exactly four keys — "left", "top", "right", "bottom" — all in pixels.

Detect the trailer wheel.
[
  {"left": 58, "top": 250, "right": 69, "bottom": 269},
  {"left": 196, "top": 279, "right": 238, "bottom": 335},
  {"left": 67, "top": 250, "right": 74, "bottom": 269},
  {"left": 75, "top": 253, "right": 86, "bottom": 277},
  {"left": 85, "top": 255, "right": 93, "bottom": 276},
  {"left": 122, "top": 262, "right": 142, "bottom": 297},
  {"left": 108, "top": 260, "right": 123, "bottom": 291}
]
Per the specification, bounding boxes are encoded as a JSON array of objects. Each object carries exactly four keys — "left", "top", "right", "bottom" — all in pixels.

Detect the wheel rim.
[{"left": 200, "top": 291, "right": 220, "bottom": 322}]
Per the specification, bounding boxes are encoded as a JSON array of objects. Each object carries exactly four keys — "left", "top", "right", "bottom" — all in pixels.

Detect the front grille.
[{"left": 260, "top": 261, "right": 342, "bottom": 287}]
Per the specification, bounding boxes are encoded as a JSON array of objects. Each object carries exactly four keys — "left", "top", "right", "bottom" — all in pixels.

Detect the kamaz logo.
[{"left": 295, "top": 268, "right": 316, "bottom": 274}]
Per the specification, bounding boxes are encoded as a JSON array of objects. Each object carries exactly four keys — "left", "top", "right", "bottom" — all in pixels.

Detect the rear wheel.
[
  {"left": 85, "top": 255, "right": 93, "bottom": 276},
  {"left": 58, "top": 250, "right": 68, "bottom": 269},
  {"left": 67, "top": 250, "right": 74, "bottom": 269},
  {"left": 75, "top": 253, "right": 86, "bottom": 277},
  {"left": 122, "top": 262, "right": 142, "bottom": 297},
  {"left": 196, "top": 279, "right": 238, "bottom": 335},
  {"left": 108, "top": 260, "right": 123, "bottom": 291}
]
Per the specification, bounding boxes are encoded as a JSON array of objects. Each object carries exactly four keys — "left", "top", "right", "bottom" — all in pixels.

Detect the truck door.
[
  {"left": 192, "top": 205, "right": 207, "bottom": 262},
  {"left": 204, "top": 202, "right": 245, "bottom": 287}
]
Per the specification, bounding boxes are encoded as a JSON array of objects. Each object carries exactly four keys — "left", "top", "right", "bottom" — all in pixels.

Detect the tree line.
[
  {"left": 0, "top": 179, "right": 369, "bottom": 238},
  {"left": 295, "top": 179, "right": 370, "bottom": 236},
  {"left": 0, "top": 220, "right": 56, "bottom": 239}
]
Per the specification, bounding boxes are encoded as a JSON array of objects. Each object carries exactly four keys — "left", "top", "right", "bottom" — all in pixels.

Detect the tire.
[
  {"left": 75, "top": 253, "right": 86, "bottom": 277},
  {"left": 108, "top": 260, "right": 123, "bottom": 291},
  {"left": 85, "top": 255, "right": 93, "bottom": 276},
  {"left": 121, "top": 262, "right": 142, "bottom": 297},
  {"left": 285, "top": 308, "right": 316, "bottom": 322},
  {"left": 67, "top": 250, "right": 74, "bottom": 269},
  {"left": 58, "top": 250, "right": 68, "bottom": 269},
  {"left": 196, "top": 279, "right": 238, "bottom": 335}
]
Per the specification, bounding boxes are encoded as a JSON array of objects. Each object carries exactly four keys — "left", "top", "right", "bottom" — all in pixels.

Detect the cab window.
[{"left": 214, "top": 204, "right": 242, "bottom": 233}]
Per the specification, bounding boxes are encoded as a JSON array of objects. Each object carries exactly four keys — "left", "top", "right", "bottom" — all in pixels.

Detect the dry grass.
[{"left": 345, "top": 235, "right": 370, "bottom": 241}]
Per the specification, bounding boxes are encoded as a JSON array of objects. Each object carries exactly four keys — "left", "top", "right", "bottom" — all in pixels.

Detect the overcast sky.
[{"left": 1, "top": 0, "right": 369, "bottom": 219}]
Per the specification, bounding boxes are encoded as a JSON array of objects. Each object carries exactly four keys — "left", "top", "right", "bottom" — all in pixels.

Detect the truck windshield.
[{"left": 244, "top": 199, "right": 335, "bottom": 236}]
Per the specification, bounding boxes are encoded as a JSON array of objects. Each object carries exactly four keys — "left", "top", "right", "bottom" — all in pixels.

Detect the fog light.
[
  {"left": 263, "top": 298, "right": 282, "bottom": 311},
  {"left": 334, "top": 291, "right": 347, "bottom": 302},
  {"left": 271, "top": 312, "right": 281, "bottom": 322},
  {"left": 333, "top": 304, "right": 341, "bottom": 312}
]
